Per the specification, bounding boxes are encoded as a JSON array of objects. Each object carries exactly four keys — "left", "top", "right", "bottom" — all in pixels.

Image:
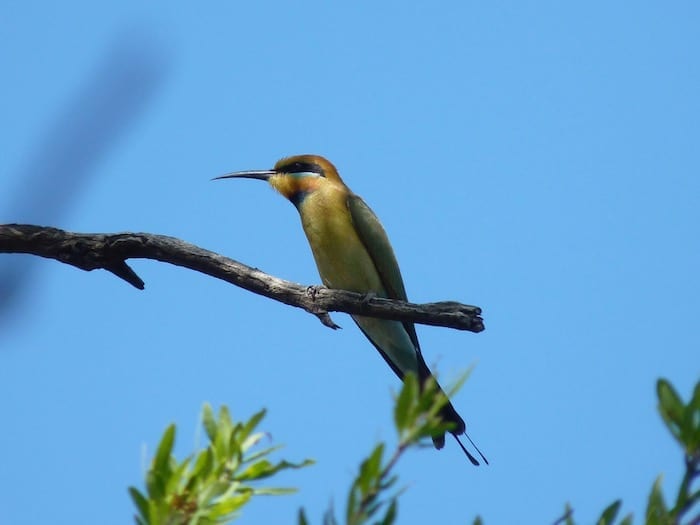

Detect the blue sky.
[{"left": 1, "top": 2, "right": 698, "bottom": 524}]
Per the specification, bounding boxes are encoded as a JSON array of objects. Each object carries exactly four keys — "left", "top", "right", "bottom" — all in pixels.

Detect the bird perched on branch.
[{"left": 215, "top": 154, "right": 486, "bottom": 465}]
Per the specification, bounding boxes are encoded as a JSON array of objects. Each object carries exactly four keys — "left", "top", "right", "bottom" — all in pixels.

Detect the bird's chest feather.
[{"left": 297, "top": 189, "right": 383, "bottom": 293}]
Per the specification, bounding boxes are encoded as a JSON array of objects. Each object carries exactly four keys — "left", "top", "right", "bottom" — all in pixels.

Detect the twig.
[
  {"left": 356, "top": 444, "right": 405, "bottom": 522},
  {"left": 675, "top": 451, "right": 700, "bottom": 524},
  {"left": 0, "top": 224, "right": 484, "bottom": 332},
  {"left": 552, "top": 507, "right": 573, "bottom": 525}
]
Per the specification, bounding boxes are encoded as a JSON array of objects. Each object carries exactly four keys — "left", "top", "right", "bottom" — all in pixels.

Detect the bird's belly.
[
  {"left": 302, "top": 212, "right": 385, "bottom": 294},
  {"left": 298, "top": 191, "right": 419, "bottom": 378}
]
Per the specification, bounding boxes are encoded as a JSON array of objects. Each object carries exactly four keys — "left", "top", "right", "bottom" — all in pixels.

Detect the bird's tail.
[
  {"left": 452, "top": 431, "right": 488, "bottom": 466},
  {"left": 432, "top": 400, "right": 488, "bottom": 465}
]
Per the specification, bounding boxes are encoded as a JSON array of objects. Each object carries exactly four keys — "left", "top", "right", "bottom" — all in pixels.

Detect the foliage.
[
  {"left": 555, "top": 378, "right": 700, "bottom": 525},
  {"left": 128, "top": 404, "right": 313, "bottom": 525},
  {"left": 298, "top": 372, "right": 469, "bottom": 525},
  {"left": 131, "top": 376, "right": 700, "bottom": 524}
]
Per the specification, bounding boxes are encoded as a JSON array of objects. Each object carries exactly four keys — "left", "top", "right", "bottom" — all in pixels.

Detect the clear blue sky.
[{"left": 1, "top": 2, "right": 698, "bottom": 524}]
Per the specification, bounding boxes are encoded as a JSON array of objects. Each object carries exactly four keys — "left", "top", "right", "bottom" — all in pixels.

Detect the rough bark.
[{"left": 0, "top": 224, "right": 484, "bottom": 332}]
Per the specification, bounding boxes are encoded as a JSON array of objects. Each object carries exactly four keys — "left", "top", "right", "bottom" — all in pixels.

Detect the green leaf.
[
  {"left": 684, "top": 381, "right": 700, "bottom": 450},
  {"left": 146, "top": 469, "right": 171, "bottom": 501},
  {"left": 324, "top": 505, "right": 339, "bottom": 525},
  {"left": 238, "top": 459, "right": 273, "bottom": 480},
  {"left": 619, "top": 513, "right": 634, "bottom": 525},
  {"left": 189, "top": 448, "right": 213, "bottom": 486},
  {"left": 166, "top": 457, "right": 191, "bottom": 496},
  {"left": 208, "top": 492, "right": 252, "bottom": 518},
  {"left": 218, "top": 405, "right": 234, "bottom": 431},
  {"left": 241, "top": 444, "right": 283, "bottom": 465},
  {"left": 241, "top": 409, "right": 267, "bottom": 440},
  {"left": 691, "top": 380, "right": 700, "bottom": 412},
  {"left": 133, "top": 403, "right": 310, "bottom": 525},
  {"left": 380, "top": 499, "right": 397, "bottom": 525},
  {"left": 472, "top": 516, "right": 484, "bottom": 525},
  {"left": 346, "top": 479, "right": 358, "bottom": 524},
  {"left": 418, "top": 375, "right": 441, "bottom": 415},
  {"left": 394, "top": 373, "right": 415, "bottom": 432},
  {"left": 358, "top": 444, "right": 384, "bottom": 494},
  {"left": 657, "top": 379, "right": 684, "bottom": 443},
  {"left": 596, "top": 499, "right": 621, "bottom": 525},
  {"left": 445, "top": 367, "right": 473, "bottom": 399},
  {"left": 239, "top": 458, "right": 314, "bottom": 481},
  {"left": 212, "top": 406, "right": 235, "bottom": 460},
  {"left": 364, "top": 500, "right": 382, "bottom": 519},
  {"left": 154, "top": 424, "right": 176, "bottom": 473},
  {"left": 213, "top": 424, "right": 232, "bottom": 461},
  {"left": 646, "top": 474, "right": 668, "bottom": 525},
  {"left": 198, "top": 479, "right": 238, "bottom": 507},
  {"left": 202, "top": 403, "right": 217, "bottom": 442},
  {"left": 252, "top": 487, "right": 298, "bottom": 495},
  {"left": 298, "top": 508, "right": 310, "bottom": 525},
  {"left": 241, "top": 432, "right": 267, "bottom": 454},
  {"left": 128, "top": 487, "right": 150, "bottom": 524},
  {"left": 145, "top": 425, "right": 176, "bottom": 501}
]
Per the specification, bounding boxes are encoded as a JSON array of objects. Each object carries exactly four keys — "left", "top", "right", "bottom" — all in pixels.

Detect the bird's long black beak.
[{"left": 212, "top": 169, "right": 276, "bottom": 181}]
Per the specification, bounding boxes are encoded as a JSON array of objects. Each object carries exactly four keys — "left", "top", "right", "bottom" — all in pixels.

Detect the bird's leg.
[
  {"left": 306, "top": 284, "right": 324, "bottom": 300},
  {"left": 305, "top": 285, "right": 342, "bottom": 330},
  {"left": 361, "top": 291, "right": 377, "bottom": 304}
]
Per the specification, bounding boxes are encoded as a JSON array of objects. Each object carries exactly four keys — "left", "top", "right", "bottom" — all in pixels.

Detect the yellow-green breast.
[{"left": 298, "top": 184, "right": 385, "bottom": 295}]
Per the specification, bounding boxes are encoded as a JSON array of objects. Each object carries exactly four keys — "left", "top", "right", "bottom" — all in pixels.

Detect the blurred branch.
[
  {"left": 551, "top": 506, "right": 573, "bottom": 525},
  {"left": 0, "top": 224, "right": 484, "bottom": 332},
  {"left": 0, "top": 32, "right": 170, "bottom": 322}
]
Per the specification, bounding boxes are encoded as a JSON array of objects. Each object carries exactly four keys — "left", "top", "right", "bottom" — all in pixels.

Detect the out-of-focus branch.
[
  {"left": 0, "top": 224, "right": 484, "bottom": 332},
  {"left": 0, "top": 35, "right": 170, "bottom": 321}
]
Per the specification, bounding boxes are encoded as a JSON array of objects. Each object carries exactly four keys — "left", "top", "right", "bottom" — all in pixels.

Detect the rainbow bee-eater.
[{"left": 215, "top": 154, "right": 486, "bottom": 465}]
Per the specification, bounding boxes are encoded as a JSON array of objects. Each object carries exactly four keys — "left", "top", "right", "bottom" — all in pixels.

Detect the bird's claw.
[
  {"left": 362, "top": 291, "right": 377, "bottom": 305},
  {"left": 306, "top": 285, "right": 324, "bottom": 300}
]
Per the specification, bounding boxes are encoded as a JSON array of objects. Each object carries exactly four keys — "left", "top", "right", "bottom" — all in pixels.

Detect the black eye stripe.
[{"left": 279, "top": 161, "right": 325, "bottom": 177}]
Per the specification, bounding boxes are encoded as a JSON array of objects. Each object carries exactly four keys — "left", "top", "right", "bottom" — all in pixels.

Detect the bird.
[{"left": 214, "top": 154, "right": 487, "bottom": 465}]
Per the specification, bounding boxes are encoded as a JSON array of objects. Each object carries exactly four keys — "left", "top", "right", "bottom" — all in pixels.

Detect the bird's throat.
[{"left": 269, "top": 173, "right": 323, "bottom": 207}]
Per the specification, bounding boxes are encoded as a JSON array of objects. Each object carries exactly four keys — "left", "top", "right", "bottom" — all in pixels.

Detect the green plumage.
[{"left": 216, "top": 154, "right": 486, "bottom": 465}]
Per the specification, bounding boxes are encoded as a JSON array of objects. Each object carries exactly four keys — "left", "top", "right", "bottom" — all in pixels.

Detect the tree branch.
[{"left": 0, "top": 224, "right": 484, "bottom": 332}]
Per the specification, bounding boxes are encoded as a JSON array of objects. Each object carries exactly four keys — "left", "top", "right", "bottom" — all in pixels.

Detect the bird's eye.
[{"left": 286, "top": 161, "right": 325, "bottom": 177}]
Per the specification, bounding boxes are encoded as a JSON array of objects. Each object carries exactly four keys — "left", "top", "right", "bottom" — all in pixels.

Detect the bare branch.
[{"left": 0, "top": 224, "right": 484, "bottom": 332}]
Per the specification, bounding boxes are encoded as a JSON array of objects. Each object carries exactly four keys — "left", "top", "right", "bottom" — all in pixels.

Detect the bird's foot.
[
  {"left": 306, "top": 285, "right": 324, "bottom": 300},
  {"left": 305, "top": 285, "right": 341, "bottom": 329},
  {"left": 361, "top": 291, "right": 377, "bottom": 305}
]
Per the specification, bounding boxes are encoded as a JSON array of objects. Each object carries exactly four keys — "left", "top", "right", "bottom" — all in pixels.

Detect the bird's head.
[{"left": 214, "top": 154, "right": 343, "bottom": 207}]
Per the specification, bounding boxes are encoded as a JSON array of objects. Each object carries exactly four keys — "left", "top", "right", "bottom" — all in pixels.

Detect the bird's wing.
[
  {"left": 346, "top": 194, "right": 421, "bottom": 351},
  {"left": 347, "top": 194, "right": 469, "bottom": 444}
]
